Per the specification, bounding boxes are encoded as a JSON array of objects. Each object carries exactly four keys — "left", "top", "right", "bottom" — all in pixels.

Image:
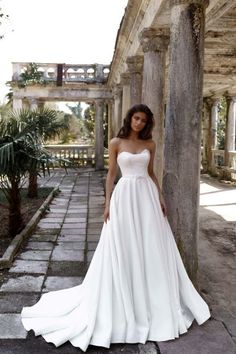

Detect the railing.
[
  {"left": 45, "top": 145, "right": 95, "bottom": 167},
  {"left": 212, "top": 149, "right": 236, "bottom": 180},
  {"left": 12, "top": 62, "right": 110, "bottom": 84}
]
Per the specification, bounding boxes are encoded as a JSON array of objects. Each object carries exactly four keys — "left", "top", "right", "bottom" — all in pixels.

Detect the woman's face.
[{"left": 130, "top": 111, "right": 147, "bottom": 133}]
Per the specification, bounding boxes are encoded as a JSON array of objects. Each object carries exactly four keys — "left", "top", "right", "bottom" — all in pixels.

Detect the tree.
[
  {"left": 0, "top": 116, "right": 43, "bottom": 236},
  {"left": 15, "top": 108, "right": 67, "bottom": 197},
  {"left": 84, "top": 104, "right": 95, "bottom": 142}
]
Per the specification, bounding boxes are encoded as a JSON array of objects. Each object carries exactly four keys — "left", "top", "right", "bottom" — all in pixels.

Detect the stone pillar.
[
  {"left": 139, "top": 27, "right": 169, "bottom": 186},
  {"left": 163, "top": 0, "right": 209, "bottom": 284},
  {"left": 225, "top": 96, "right": 236, "bottom": 168},
  {"left": 29, "top": 98, "right": 38, "bottom": 110},
  {"left": 120, "top": 72, "right": 131, "bottom": 120},
  {"left": 107, "top": 100, "right": 114, "bottom": 142},
  {"left": 126, "top": 55, "right": 143, "bottom": 106},
  {"left": 13, "top": 98, "right": 23, "bottom": 111},
  {"left": 113, "top": 85, "right": 123, "bottom": 135},
  {"left": 95, "top": 99, "right": 104, "bottom": 170},
  {"left": 226, "top": 97, "right": 236, "bottom": 151}
]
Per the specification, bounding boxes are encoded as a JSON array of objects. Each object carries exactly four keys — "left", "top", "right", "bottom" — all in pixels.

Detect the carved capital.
[
  {"left": 170, "top": 0, "right": 209, "bottom": 7},
  {"left": 126, "top": 55, "right": 143, "bottom": 74},
  {"left": 120, "top": 72, "right": 130, "bottom": 86},
  {"left": 139, "top": 27, "right": 170, "bottom": 53}
]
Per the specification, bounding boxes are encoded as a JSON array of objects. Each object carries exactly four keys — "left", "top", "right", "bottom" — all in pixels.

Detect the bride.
[{"left": 21, "top": 104, "right": 210, "bottom": 352}]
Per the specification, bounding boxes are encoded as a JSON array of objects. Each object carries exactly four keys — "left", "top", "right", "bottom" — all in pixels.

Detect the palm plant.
[
  {"left": 0, "top": 116, "right": 40, "bottom": 236},
  {"left": 13, "top": 108, "right": 67, "bottom": 197}
]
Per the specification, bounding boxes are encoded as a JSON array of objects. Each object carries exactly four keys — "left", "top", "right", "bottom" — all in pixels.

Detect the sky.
[{"left": 0, "top": 0, "right": 128, "bottom": 103}]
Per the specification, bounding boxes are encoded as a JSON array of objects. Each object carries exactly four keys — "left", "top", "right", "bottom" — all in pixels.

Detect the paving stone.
[
  {"left": 49, "top": 208, "right": 67, "bottom": 213},
  {"left": 88, "top": 217, "right": 103, "bottom": 223},
  {"left": 0, "top": 293, "right": 40, "bottom": 313},
  {"left": 41, "top": 217, "right": 64, "bottom": 223},
  {"left": 87, "top": 234, "right": 101, "bottom": 242},
  {"left": 48, "top": 261, "right": 88, "bottom": 277},
  {"left": 44, "top": 212, "right": 66, "bottom": 217},
  {"left": 37, "top": 222, "right": 61, "bottom": 229},
  {"left": 51, "top": 248, "right": 84, "bottom": 262},
  {"left": 58, "top": 234, "right": 86, "bottom": 242},
  {"left": 64, "top": 218, "right": 87, "bottom": 223},
  {"left": 66, "top": 213, "right": 87, "bottom": 218},
  {"left": 61, "top": 223, "right": 86, "bottom": 229},
  {"left": 138, "top": 342, "right": 159, "bottom": 354},
  {"left": 87, "top": 250, "right": 95, "bottom": 262},
  {"left": 60, "top": 228, "right": 86, "bottom": 235},
  {"left": 43, "top": 276, "right": 83, "bottom": 292},
  {"left": 0, "top": 276, "right": 44, "bottom": 292},
  {"left": 223, "top": 318, "right": 236, "bottom": 344},
  {"left": 87, "top": 229, "right": 101, "bottom": 236},
  {"left": 0, "top": 314, "right": 27, "bottom": 339},
  {"left": 34, "top": 228, "right": 59, "bottom": 235},
  {"left": 56, "top": 242, "right": 86, "bottom": 250},
  {"left": 87, "top": 242, "right": 99, "bottom": 251},
  {"left": 157, "top": 320, "right": 236, "bottom": 354},
  {"left": 19, "top": 250, "right": 51, "bottom": 261},
  {"left": 9, "top": 260, "right": 49, "bottom": 274},
  {"left": 31, "top": 234, "right": 58, "bottom": 242},
  {"left": 25, "top": 242, "right": 54, "bottom": 250}
]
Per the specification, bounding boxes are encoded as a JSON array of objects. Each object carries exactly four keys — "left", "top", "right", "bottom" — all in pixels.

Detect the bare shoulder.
[
  {"left": 108, "top": 137, "right": 121, "bottom": 154},
  {"left": 146, "top": 139, "right": 156, "bottom": 153}
]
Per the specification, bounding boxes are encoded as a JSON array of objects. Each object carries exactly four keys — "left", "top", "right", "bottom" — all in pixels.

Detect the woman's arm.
[
  {"left": 104, "top": 138, "right": 119, "bottom": 223},
  {"left": 148, "top": 141, "right": 167, "bottom": 217}
]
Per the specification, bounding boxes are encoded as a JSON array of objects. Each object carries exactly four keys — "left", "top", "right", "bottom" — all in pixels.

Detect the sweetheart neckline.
[{"left": 117, "top": 149, "right": 150, "bottom": 157}]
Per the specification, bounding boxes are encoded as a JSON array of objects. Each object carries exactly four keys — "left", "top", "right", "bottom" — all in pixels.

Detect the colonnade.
[{"left": 110, "top": 0, "right": 210, "bottom": 283}]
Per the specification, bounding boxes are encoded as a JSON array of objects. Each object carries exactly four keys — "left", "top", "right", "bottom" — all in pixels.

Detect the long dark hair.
[{"left": 117, "top": 104, "right": 154, "bottom": 140}]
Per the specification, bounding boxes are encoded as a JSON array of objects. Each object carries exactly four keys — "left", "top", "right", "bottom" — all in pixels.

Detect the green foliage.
[
  {"left": 84, "top": 104, "right": 95, "bottom": 142},
  {"left": 17, "top": 107, "right": 66, "bottom": 143},
  {"left": 217, "top": 97, "right": 227, "bottom": 150},
  {"left": 0, "top": 109, "right": 70, "bottom": 234},
  {"left": 17, "top": 63, "right": 48, "bottom": 88}
]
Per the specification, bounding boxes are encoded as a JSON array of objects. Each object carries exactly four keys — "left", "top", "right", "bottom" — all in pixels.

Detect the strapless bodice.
[{"left": 117, "top": 149, "right": 150, "bottom": 178}]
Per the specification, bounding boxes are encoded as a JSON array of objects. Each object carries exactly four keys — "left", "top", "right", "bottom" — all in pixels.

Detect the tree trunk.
[
  {"left": 28, "top": 170, "right": 38, "bottom": 198},
  {"left": 9, "top": 177, "right": 23, "bottom": 237}
]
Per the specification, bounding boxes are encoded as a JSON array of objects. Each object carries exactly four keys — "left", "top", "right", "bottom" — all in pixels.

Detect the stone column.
[
  {"left": 113, "top": 85, "right": 123, "bottom": 135},
  {"left": 13, "top": 98, "right": 23, "bottom": 111},
  {"left": 95, "top": 99, "right": 104, "bottom": 170},
  {"left": 225, "top": 96, "right": 236, "bottom": 168},
  {"left": 226, "top": 97, "right": 236, "bottom": 151},
  {"left": 126, "top": 55, "right": 143, "bottom": 106},
  {"left": 120, "top": 72, "right": 131, "bottom": 119},
  {"left": 139, "top": 27, "right": 169, "bottom": 186},
  {"left": 29, "top": 98, "right": 38, "bottom": 110},
  {"left": 107, "top": 100, "right": 114, "bottom": 142},
  {"left": 163, "top": 0, "right": 209, "bottom": 284}
]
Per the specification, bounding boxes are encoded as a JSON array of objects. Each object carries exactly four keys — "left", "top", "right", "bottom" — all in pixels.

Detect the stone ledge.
[{"left": 0, "top": 186, "right": 59, "bottom": 270}]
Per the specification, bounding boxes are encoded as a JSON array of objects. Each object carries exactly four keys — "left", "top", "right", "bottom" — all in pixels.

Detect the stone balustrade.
[
  {"left": 44, "top": 144, "right": 109, "bottom": 168},
  {"left": 12, "top": 62, "right": 110, "bottom": 84},
  {"left": 212, "top": 149, "right": 236, "bottom": 180},
  {"left": 44, "top": 145, "right": 95, "bottom": 167}
]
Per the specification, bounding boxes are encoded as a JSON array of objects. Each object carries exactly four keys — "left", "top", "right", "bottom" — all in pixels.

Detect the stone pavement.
[{"left": 0, "top": 169, "right": 235, "bottom": 354}]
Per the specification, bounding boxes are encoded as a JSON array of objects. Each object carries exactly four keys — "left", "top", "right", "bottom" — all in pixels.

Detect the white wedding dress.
[{"left": 21, "top": 149, "right": 210, "bottom": 352}]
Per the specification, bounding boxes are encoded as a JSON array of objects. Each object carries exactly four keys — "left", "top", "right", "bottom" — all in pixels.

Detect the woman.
[{"left": 21, "top": 104, "right": 210, "bottom": 352}]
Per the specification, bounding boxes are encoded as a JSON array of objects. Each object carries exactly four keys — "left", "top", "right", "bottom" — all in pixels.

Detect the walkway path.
[{"left": 0, "top": 170, "right": 235, "bottom": 353}]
